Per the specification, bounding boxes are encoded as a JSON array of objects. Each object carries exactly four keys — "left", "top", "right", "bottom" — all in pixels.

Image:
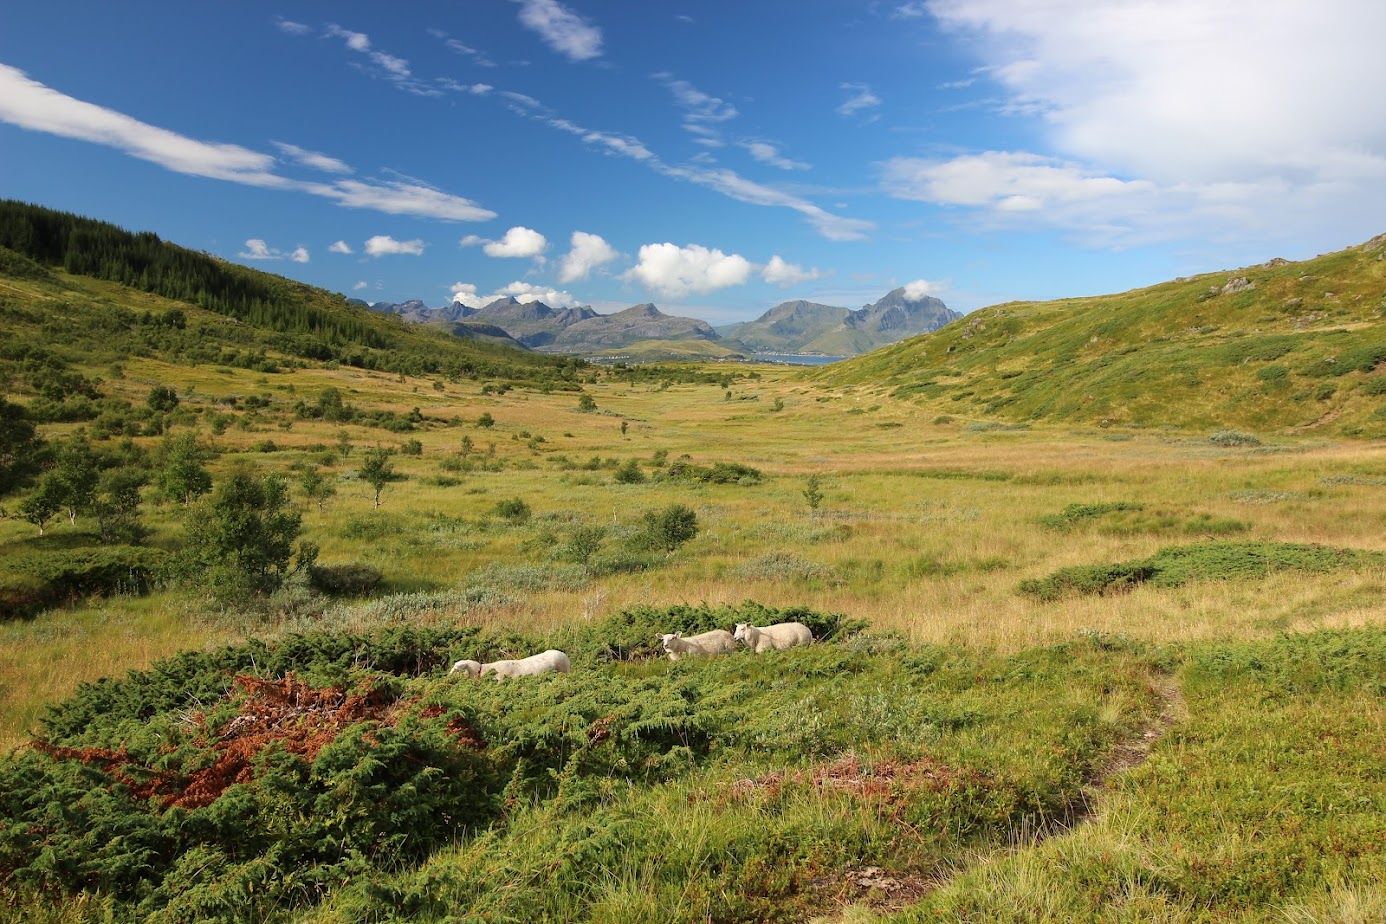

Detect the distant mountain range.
[
  {"left": 365, "top": 287, "right": 960, "bottom": 359},
  {"left": 719, "top": 288, "right": 961, "bottom": 355}
]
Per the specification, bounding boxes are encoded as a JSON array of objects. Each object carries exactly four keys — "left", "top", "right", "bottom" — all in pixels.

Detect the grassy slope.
[
  {"left": 815, "top": 234, "right": 1386, "bottom": 436},
  {"left": 1, "top": 238, "right": 1385, "bottom": 920},
  {"left": 0, "top": 248, "right": 577, "bottom": 385}
]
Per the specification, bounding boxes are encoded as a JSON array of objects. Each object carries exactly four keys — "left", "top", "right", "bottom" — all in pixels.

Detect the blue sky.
[{"left": 3, "top": 1, "right": 1384, "bottom": 324}]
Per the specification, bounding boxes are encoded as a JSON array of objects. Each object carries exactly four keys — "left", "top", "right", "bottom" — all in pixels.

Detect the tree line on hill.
[{"left": 0, "top": 200, "right": 587, "bottom": 386}]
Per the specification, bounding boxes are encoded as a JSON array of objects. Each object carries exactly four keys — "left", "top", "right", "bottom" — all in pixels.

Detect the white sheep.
[
  {"left": 657, "top": 629, "right": 738, "bottom": 661},
  {"left": 733, "top": 621, "right": 813, "bottom": 652},
  {"left": 450, "top": 649, "right": 571, "bottom": 680}
]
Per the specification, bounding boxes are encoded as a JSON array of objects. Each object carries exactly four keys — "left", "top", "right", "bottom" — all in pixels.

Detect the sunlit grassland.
[{"left": 3, "top": 358, "right": 1385, "bottom": 755}]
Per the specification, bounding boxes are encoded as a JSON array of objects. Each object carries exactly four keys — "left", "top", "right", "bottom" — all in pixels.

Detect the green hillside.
[
  {"left": 815, "top": 234, "right": 1386, "bottom": 436},
  {"left": 0, "top": 201, "right": 582, "bottom": 387}
]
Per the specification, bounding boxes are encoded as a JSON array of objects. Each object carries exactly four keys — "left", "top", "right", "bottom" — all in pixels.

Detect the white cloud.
[
  {"left": 450, "top": 280, "right": 580, "bottom": 309},
  {"left": 450, "top": 282, "right": 488, "bottom": 308},
  {"left": 902, "top": 279, "right": 938, "bottom": 301},
  {"left": 353, "top": 281, "right": 369, "bottom": 291},
  {"left": 440, "top": 78, "right": 493, "bottom": 96},
  {"left": 919, "top": 0, "right": 1386, "bottom": 243},
  {"left": 655, "top": 74, "right": 738, "bottom": 144},
  {"left": 329, "top": 240, "right": 354, "bottom": 254},
  {"left": 515, "top": 0, "right": 603, "bottom": 61},
  {"left": 741, "top": 141, "right": 809, "bottom": 171},
  {"left": 879, "top": 151, "right": 1163, "bottom": 243},
  {"left": 669, "top": 165, "right": 875, "bottom": 241},
  {"left": 364, "top": 235, "right": 425, "bottom": 257},
  {"left": 0, "top": 65, "right": 495, "bottom": 222},
  {"left": 325, "top": 24, "right": 370, "bottom": 52},
  {"left": 238, "top": 239, "right": 309, "bottom": 262},
  {"left": 500, "top": 281, "right": 579, "bottom": 307},
  {"left": 432, "top": 28, "right": 497, "bottom": 67},
  {"left": 463, "top": 226, "right": 549, "bottom": 258},
  {"left": 311, "top": 179, "right": 495, "bottom": 221},
  {"left": 0, "top": 64, "right": 285, "bottom": 186},
  {"left": 240, "top": 239, "right": 274, "bottom": 260},
  {"left": 624, "top": 242, "right": 753, "bottom": 298},
  {"left": 558, "top": 231, "right": 619, "bottom": 282},
  {"left": 762, "top": 256, "right": 820, "bottom": 287},
  {"left": 324, "top": 23, "right": 438, "bottom": 95},
  {"left": 838, "top": 83, "right": 881, "bottom": 118},
  {"left": 273, "top": 141, "right": 352, "bottom": 174},
  {"left": 882, "top": 150, "right": 1153, "bottom": 209},
  {"left": 275, "top": 18, "right": 312, "bottom": 35}
]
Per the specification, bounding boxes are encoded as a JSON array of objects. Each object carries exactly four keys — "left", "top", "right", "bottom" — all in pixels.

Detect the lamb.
[
  {"left": 450, "top": 649, "right": 571, "bottom": 680},
  {"left": 657, "top": 629, "right": 737, "bottom": 661},
  {"left": 733, "top": 621, "right": 813, "bottom": 652}
]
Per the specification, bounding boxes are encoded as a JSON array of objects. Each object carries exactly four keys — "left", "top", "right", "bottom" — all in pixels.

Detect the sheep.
[
  {"left": 657, "top": 629, "right": 737, "bottom": 661},
  {"left": 733, "top": 621, "right": 813, "bottom": 652},
  {"left": 450, "top": 649, "right": 571, "bottom": 680}
]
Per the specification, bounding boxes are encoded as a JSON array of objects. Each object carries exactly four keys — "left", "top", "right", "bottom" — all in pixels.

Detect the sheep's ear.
[{"left": 674, "top": 631, "right": 682, "bottom": 639}]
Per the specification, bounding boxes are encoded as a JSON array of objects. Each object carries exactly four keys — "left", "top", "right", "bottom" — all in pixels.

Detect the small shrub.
[
  {"left": 733, "top": 552, "right": 833, "bottom": 583},
  {"left": 493, "top": 497, "right": 532, "bottom": 523},
  {"left": 613, "top": 458, "right": 646, "bottom": 484},
  {"left": 1208, "top": 430, "right": 1262, "bottom": 447},
  {"left": 640, "top": 503, "right": 698, "bottom": 551},
  {"left": 1020, "top": 540, "right": 1384, "bottom": 601},
  {"left": 309, "top": 562, "right": 384, "bottom": 596},
  {"left": 1038, "top": 502, "right": 1143, "bottom": 530}
]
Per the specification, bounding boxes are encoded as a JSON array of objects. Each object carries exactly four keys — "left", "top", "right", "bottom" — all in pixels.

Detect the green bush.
[
  {"left": 1020, "top": 540, "right": 1383, "bottom": 601},
  {"left": 1037, "top": 501, "right": 1143, "bottom": 530},
  {"left": 493, "top": 496, "right": 532, "bottom": 523},
  {"left": 0, "top": 544, "right": 168, "bottom": 617},
  {"left": 309, "top": 562, "right": 384, "bottom": 596},
  {"left": 640, "top": 503, "right": 698, "bottom": 551},
  {"left": 1208, "top": 430, "right": 1262, "bottom": 447}
]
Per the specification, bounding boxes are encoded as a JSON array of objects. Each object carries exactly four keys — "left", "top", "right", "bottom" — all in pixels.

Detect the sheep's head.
[
  {"left": 733, "top": 623, "right": 750, "bottom": 641},
  {"left": 450, "top": 659, "right": 483, "bottom": 678},
  {"left": 657, "top": 632, "right": 681, "bottom": 650}
]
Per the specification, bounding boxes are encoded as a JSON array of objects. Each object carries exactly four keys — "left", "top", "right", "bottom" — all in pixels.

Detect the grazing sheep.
[
  {"left": 657, "top": 629, "right": 737, "bottom": 661},
  {"left": 450, "top": 649, "right": 571, "bottom": 679},
  {"left": 449, "top": 658, "right": 484, "bottom": 678},
  {"left": 733, "top": 621, "right": 813, "bottom": 652}
]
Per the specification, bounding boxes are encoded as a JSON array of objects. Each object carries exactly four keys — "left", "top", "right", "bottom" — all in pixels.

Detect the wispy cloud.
[
  {"left": 275, "top": 18, "right": 312, "bottom": 36},
  {"left": 272, "top": 142, "right": 352, "bottom": 174},
  {"left": 428, "top": 27, "right": 496, "bottom": 67},
  {"left": 514, "top": 0, "right": 603, "bottom": 62},
  {"left": 838, "top": 83, "right": 882, "bottom": 119},
  {"left": 329, "top": 240, "right": 353, "bottom": 254},
  {"left": 655, "top": 73, "right": 738, "bottom": 145},
  {"left": 364, "top": 235, "right": 426, "bottom": 257},
  {"left": 0, "top": 65, "right": 497, "bottom": 223},
  {"left": 305, "top": 179, "right": 495, "bottom": 221},
  {"left": 0, "top": 64, "right": 285, "bottom": 186},
  {"left": 741, "top": 141, "right": 810, "bottom": 171},
  {"left": 322, "top": 23, "right": 439, "bottom": 95}
]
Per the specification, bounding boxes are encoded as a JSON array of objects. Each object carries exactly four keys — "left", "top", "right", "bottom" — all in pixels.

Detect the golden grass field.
[{"left": 4, "top": 357, "right": 1383, "bottom": 753}]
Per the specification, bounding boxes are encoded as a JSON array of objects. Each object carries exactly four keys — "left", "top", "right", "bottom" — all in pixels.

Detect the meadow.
[{"left": 2, "top": 347, "right": 1385, "bottom": 921}]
